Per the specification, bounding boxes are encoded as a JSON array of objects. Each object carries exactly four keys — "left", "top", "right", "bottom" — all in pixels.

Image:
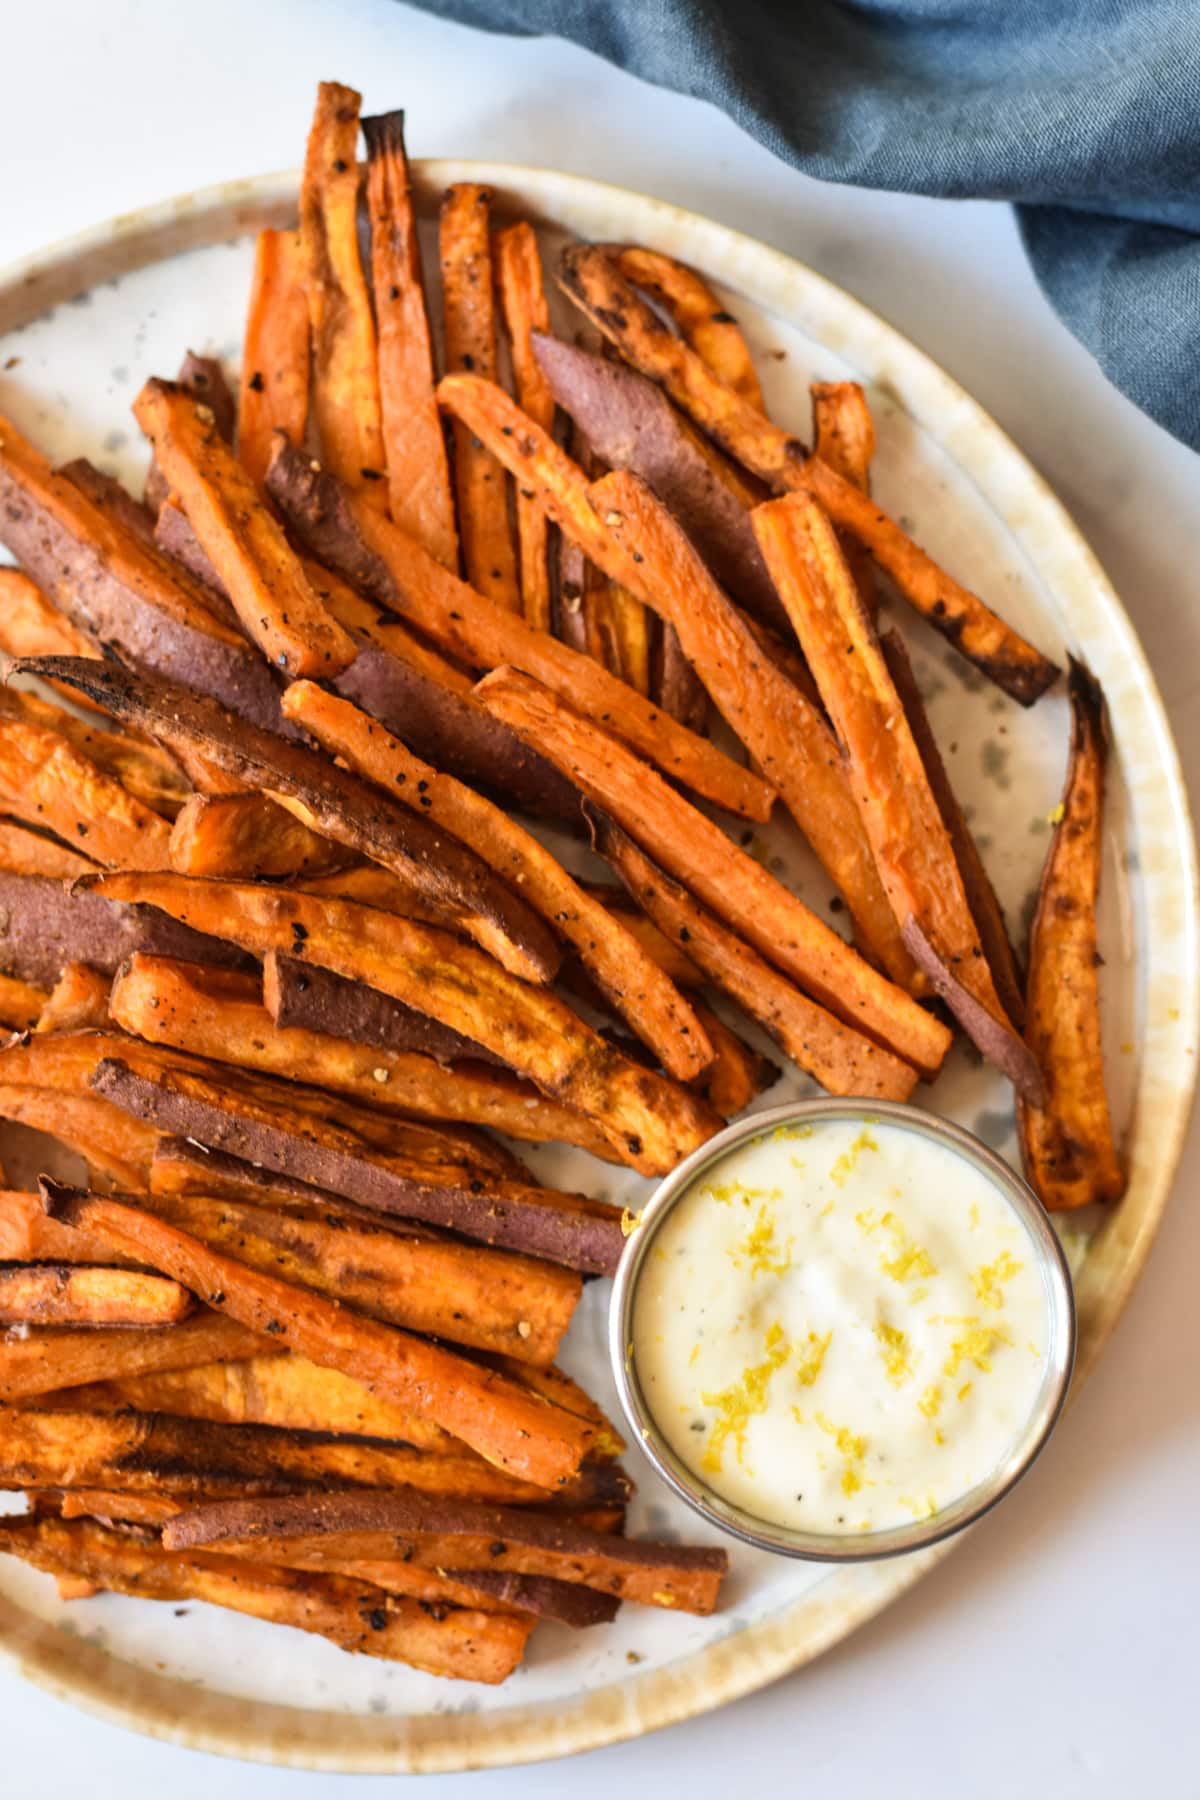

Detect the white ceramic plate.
[{"left": 0, "top": 165, "right": 1194, "bottom": 1774}]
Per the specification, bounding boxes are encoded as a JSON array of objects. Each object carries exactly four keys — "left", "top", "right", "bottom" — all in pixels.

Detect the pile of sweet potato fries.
[{"left": 0, "top": 79, "right": 1123, "bottom": 1681}]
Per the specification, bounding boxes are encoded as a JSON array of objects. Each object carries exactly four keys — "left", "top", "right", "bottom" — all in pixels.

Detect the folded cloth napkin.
[{"left": 405, "top": 0, "right": 1200, "bottom": 449}]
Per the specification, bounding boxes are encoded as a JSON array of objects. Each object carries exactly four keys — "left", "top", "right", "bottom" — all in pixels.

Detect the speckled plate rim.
[{"left": 0, "top": 163, "right": 1194, "bottom": 1774}]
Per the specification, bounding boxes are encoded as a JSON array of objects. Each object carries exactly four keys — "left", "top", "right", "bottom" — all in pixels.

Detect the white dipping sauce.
[{"left": 632, "top": 1117, "right": 1051, "bottom": 1534}]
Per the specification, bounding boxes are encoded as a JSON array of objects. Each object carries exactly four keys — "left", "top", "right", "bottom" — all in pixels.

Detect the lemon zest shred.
[
  {"left": 917, "top": 1385, "right": 942, "bottom": 1420},
  {"left": 874, "top": 1321, "right": 913, "bottom": 1386},
  {"left": 728, "top": 1203, "right": 793, "bottom": 1279},
  {"left": 619, "top": 1208, "right": 643, "bottom": 1238},
  {"left": 700, "top": 1322, "right": 790, "bottom": 1474},
  {"left": 942, "top": 1319, "right": 1012, "bottom": 1379},
  {"left": 815, "top": 1412, "right": 868, "bottom": 1495},
  {"left": 971, "top": 1248, "right": 1023, "bottom": 1309},
  {"left": 795, "top": 1330, "right": 832, "bottom": 1387},
  {"left": 830, "top": 1127, "right": 879, "bottom": 1187}
]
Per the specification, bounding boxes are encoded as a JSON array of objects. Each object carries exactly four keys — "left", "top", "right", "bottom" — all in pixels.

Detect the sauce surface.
[{"left": 632, "top": 1117, "right": 1051, "bottom": 1535}]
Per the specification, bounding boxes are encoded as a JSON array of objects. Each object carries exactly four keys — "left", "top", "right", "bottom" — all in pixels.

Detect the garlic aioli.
[{"left": 632, "top": 1117, "right": 1052, "bottom": 1535}]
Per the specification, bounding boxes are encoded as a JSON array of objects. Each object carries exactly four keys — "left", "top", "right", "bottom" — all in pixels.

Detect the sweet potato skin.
[
  {"left": 1017, "top": 661, "right": 1124, "bottom": 1210},
  {"left": 264, "top": 951, "right": 495, "bottom": 1067}
]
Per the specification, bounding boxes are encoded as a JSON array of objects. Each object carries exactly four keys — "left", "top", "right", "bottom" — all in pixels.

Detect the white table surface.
[{"left": 2, "top": 1, "right": 1198, "bottom": 1792}]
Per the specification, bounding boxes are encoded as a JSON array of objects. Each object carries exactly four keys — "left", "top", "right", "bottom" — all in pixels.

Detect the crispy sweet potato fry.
[
  {"left": 165, "top": 1491, "right": 727, "bottom": 1614},
  {"left": 494, "top": 222, "right": 555, "bottom": 628},
  {"left": 41, "top": 1181, "right": 595, "bottom": 1489},
  {"left": 362, "top": 111, "right": 458, "bottom": 566},
  {"left": 263, "top": 949, "right": 498, "bottom": 1067},
  {"left": 881, "top": 629, "right": 1025, "bottom": 1028},
  {"left": 168, "top": 792, "right": 349, "bottom": 880},
  {"left": 753, "top": 494, "right": 1042, "bottom": 1097},
  {"left": 592, "top": 813, "right": 920, "bottom": 1101},
  {"left": 0, "top": 1189, "right": 125, "bottom": 1264},
  {"left": 283, "top": 681, "right": 713, "bottom": 1081},
  {"left": 0, "top": 971, "right": 48, "bottom": 1029},
  {"left": 581, "top": 888, "right": 704, "bottom": 987},
  {"left": 266, "top": 438, "right": 774, "bottom": 822},
  {"left": 238, "top": 228, "right": 310, "bottom": 490},
  {"left": 35, "top": 963, "right": 112, "bottom": 1034},
  {"left": 0, "top": 1309, "right": 261, "bottom": 1400},
  {"left": 1017, "top": 662, "right": 1124, "bottom": 1209},
  {"left": 86, "top": 868, "right": 720, "bottom": 1177},
  {"left": 440, "top": 184, "right": 520, "bottom": 609},
  {"left": 0, "top": 1401, "right": 600, "bottom": 1506},
  {"left": 59, "top": 1351, "right": 457, "bottom": 1452},
  {"left": 811, "top": 380, "right": 876, "bottom": 607},
  {"left": 0, "top": 1264, "right": 192, "bottom": 1327},
  {"left": 0, "top": 817, "right": 96, "bottom": 880},
  {"left": 0, "top": 1514, "right": 534, "bottom": 1682},
  {"left": 485, "top": 1356, "right": 626, "bottom": 1461},
  {"left": 144, "top": 352, "right": 238, "bottom": 515},
  {"left": 90, "top": 1052, "right": 627, "bottom": 1276},
  {"left": 124, "top": 952, "right": 619, "bottom": 1160},
  {"left": 131, "top": 1180, "right": 580, "bottom": 1366},
  {"left": 477, "top": 670, "right": 951, "bottom": 1077},
  {"left": 532, "top": 334, "right": 786, "bottom": 632},
  {"left": 133, "top": 378, "right": 357, "bottom": 678},
  {"left": 0, "top": 708, "right": 172, "bottom": 870},
  {"left": 613, "top": 246, "right": 763, "bottom": 405},
  {"left": 305, "top": 557, "right": 474, "bottom": 694},
  {"left": 21, "top": 656, "right": 561, "bottom": 984},
  {"left": 0, "top": 682, "right": 188, "bottom": 818},
  {"left": 0, "top": 413, "right": 289, "bottom": 734},
  {"left": 299, "top": 80, "right": 387, "bottom": 509},
  {"left": 591, "top": 468, "right": 918, "bottom": 986},
  {"left": 557, "top": 245, "right": 1059, "bottom": 704}
]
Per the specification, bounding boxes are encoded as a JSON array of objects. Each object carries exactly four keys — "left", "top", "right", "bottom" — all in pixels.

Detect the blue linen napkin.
[{"left": 404, "top": 0, "right": 1200, "bottom": 449}]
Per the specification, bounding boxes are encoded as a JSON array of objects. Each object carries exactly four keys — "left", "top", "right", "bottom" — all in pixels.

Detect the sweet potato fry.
[
  {"left": 1, "top": 1513, "right": 535, "bottom": 1682},
  {"left": 0, "top": 1309, "right": 262, "bottom": 1400},
  {"left": 532, "top": 333, "right": 786, "bottom": 632},
  {"left": 58, "top": 1351, "right": 457, "bottom": 1452},
  {"left": 60, "top": 458, "right": 159, "bottom": 550},
  {"left": 362, "top": 111, "right": 459, "bottom": 566},
  {"left": 164, "top": 1491, "right": 727, "bottom": 1614},
  {"left": 0, "top": 1264, "right": 192, "bottom": 1328},
  {"left": 557, "top": 245, "right": 1059, "bottom": 704},
  {"left": 0, "top": 707, "right": 171, "bottom": 870},
  {"left": 127, "top": 952, "right": 619, "bottom": 1160},
  {"left": 811, "top": 379, "right": 876, "bottom": 607},
  {"left": 0, "top": 816, "right": 96, "bottom": 880},
  {"left": 133, "top": 378, "right": 357, "bottom": 678},
  {"left": 881, "top": 629, "right": 1025, "bottom": 1028},
  {"left": 89, "top": 1051, "right": 627, "bottom": 1275},
  {"left": 0, "top": 1084, "right": 154, "bottom": 1191},
  {"left": 0, "top": 1188, "right": 124, "bottom": 1264},
  {"left": 494, "top": 221, "right": 555, "bottom": 628},
  {"left": 592, "top": 813, "right": 920, "bottom": 1101},
  {"left": 613, "top": 246, "right": 763, "bottom": 405},
  {"left": 1017, "top": 662, "right": 1124, "bottom": 1209},
  {"left": 440, "top": 183, "right": 520, "bottom": 609},
  {"left": 0, "top": 567, "right": 102, "bottom": 667},
  {"left": 305, "top": 558, "right": 474, "bottom": 694},
  {"left": 131, "top": 1180, "right": 580, "bottom": 1366},
  {"left": 266, "top": 438, "right": 774, "bottom": 822},
  {"left": 0, "top": 970, "right": 48, "bottom": 1029},
  {"left": 591, "top": 468, "right": 918, "bottom": 986},
  {"left": 40, "top": 1181, "right": 595, "bottom": 1489},
  {"left": 21, "top": 656, "right": 561, "bottom": 984},
  {"left": 688, "top": 998, "right": 779, "bottom": 1117},
  {"left": 0, "top": 412, "right": 289, "bottom": 734},
  {"left": 0, "top": 1401, "right": 597, "bottom": 1506},
  {"left": 35, "top": 964, "right": 112, "bottom": 1034},
  {"left": 654, "top": 618, "right": 708, "bottom": 733},
  {"left": 0, "top": 681, "right": 188, "bottom": 818},
  {"left": 238, "top": 228, "right": 310, "bottom": 490},
  {"left": 581, "top": 888, "right": 704, "bottom": 987},
  {"left": 283, "top": 680, "right": 713, "bottom": 1081},
  {"left": 144, "top": 352, "right": 238, "bottom": 516},
  {"left": 168, "top": 792, "right": 349, "bottom": 880},
  {"left": 298, "top": 80, "right": 387, "bottom": 509},
  {"left": 477, "top": 669, "right": 950, "bottom": 1077},
  {"left": 753, "top": 494, "right": 1042, "bottom": 1097},
  {"left": 86, "top": 868, "right": 720, "bottom": 1177}
]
